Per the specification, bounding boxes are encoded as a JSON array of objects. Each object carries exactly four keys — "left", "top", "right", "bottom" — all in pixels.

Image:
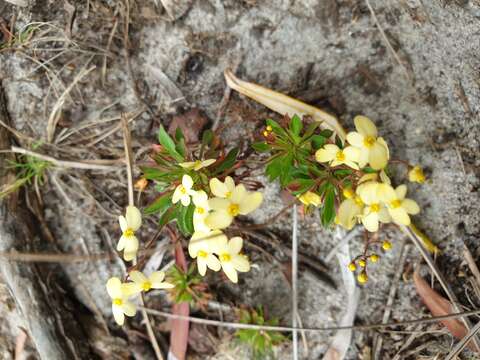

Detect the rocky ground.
[{"left": 0, "top": 0, "right": 479, "bottom": 359}]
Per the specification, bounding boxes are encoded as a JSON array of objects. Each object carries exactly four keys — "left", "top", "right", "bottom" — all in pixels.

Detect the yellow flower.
[
  {"left": 106, "top": 277, "right": 137, "bottom": 326},
  {"left": 336, "top": 197, "right": 363, "bottom": 230},
  {"left": 188, "top": 230, "right": 226, "bottom": 276},
  {"left": 126, "top": 270, "right": 174, "bottom": 294},
  {"left": 209, "top": 176, "right": 236, "bottom": 198},
  {"left": 382, "top": 240, "right": 392, "bottom": 250},
  {"left": 369, "top": 254, "right": 379, "bottom": 262},
  {"left": 408, "top": 166, "right": 426, "bottom": 184},
  {"left": 348, "top": 262, "right": 357, "bottom": 271},
  {"left": 217, "top": 236, "right": 250, "bottom": 283},
  {"left": 172, "top": 174, "right": 196, "bottom": 206},
  {"left": 315, "top": 144, "right": 360, "bottom": 170},
  {"left": 117, "top": 206, "right": 142, "bottom": 262},
  {"left": 298, "top": 191, "right": 321, "bottom": 207},
  {"left": 179, "top": 159, "right": 216, "bottom": 171},
  {"left": 346, "top": 116, "right": 389, "bottom": 170},
  {"left": 356, "top": 182, "right": 391, "bottom": 232},
  {"left": 205, "top": 180, "right": 263, "bottom": 229},
  {"left": 192, "top": 190, "right": 210, "bottom": 232},
  {"left": 357, "top": 271, "right": 368, "bottom": 284},
  {"left": 378, "top": 184, "right": 420, "bottom": 226}
]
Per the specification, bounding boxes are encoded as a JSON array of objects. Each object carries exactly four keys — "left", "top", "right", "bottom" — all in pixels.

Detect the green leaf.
[
  {"left": 279, "top": 152, "right": 294, "bottom": 186},
  {"left": 144, "top": 192, "right": 173, "bottom": 215},
  {"left": 289, "top": 114, "right": 302, "bottom": 136},
  {"left": 335, "top": 135, "right": 343, "bottom": 149},
  {"left": 266, "top": 119, "right": 289, "bottom": 139},
  {"left": 333, "top": 169, "right": 353, "bottom": 177},
  {"left": 251, "top": 142, "right": 270, "bottom": 152},
  {"left": 311, "top": 135, "right": 326, "bottom": 150},
  {"left": 320, "top": 129, "right": 334, "bottom": 138},
  {"left": 158, "top": 125, "right": 184, "bottom": 162},
  {"left": 321, "top": 184, "right": 336, "bottom": 227},
  {"left": 159, "top": 205, "right": 178, "bottom": 228},
  {"left": 290, "top": 178, "right": 315, "bottom": 195},
  {"left": 213, "top": 147, "right": 239, "bottom": 174},
  {"left": 362, "top": 166, "right": 377, "bottom": 174},
  {"left": 201, "top": 130, "right": 213, "bottom": 146},
  {"left": 177, "top": 203, "right": 195, "bottom": 236},
  {"left": 175, "top": 127, "right": 184, "bottom": 142},
  {"left": 301, "top": 122, "right": 319, "bottom": 140}
]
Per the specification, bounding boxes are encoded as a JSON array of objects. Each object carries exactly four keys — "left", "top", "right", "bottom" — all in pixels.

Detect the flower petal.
[
  {"left": 201, "top": 159, "right": 216, "bottom": 168},
  {"left": 354, "top": 115, "right": 377, "bottom": 137},
  {"left": 210, "top": 178, "right": 228, "bottom": 198},
  {"left": 402, "top": 199, "right": 420, "bottom": 214},
  {"left": 122, "top": 301, "right": 137, "bottom": 317},
  {"left": 179, "top": 161, "right": 195, "bottom": 169},
  {"left": 389, "top": 207, "right": 410, "bottom": 225},
  {"left": 225, "top": 177, "right": 235, "bottom": 192},
  {"left": 121, "top": 282, "right": 143, "bottom": 297},
  {"left": 112, "top": 305, "right": 125, "bottom": 325},
  {"left": 119, "top": 215, "right": 128, "bottom": 232},
  {"left": 357, "top": 182, "right": 379, "bottom": 205},
  {"left": 228, "top": 236, "right": 243, "bottom": 254},
  {"left": 124, "top": 236, "right": 139, "bottom": 253},
  {"left": 315, "top": 144, "right": 338, "bottom": 163},
  {"left": 172, "top": 186, "right": 182, "bottom": 204},
  {"left": 231, "top": 184, "right": 247, "bottom": 204},
  {"left": 221, "top": 262, "right": 238, "bottom": 283},
  {"left": 123, "top": 251, "right": 137, "bottom": 262},
  {"left": 377, "top": 183, "right": 396, "bottom": 203},
  {"left": 395, "top": 185, "right": 407, "bottom": 200},
  {"left": 205, "top": 211, "right": 233, "bottom": 230},
  {"left": 343, "top": 146, "right": 360, "bottom": 162},
  {"left": 346, "top": 132, "right": 364, "bottom": 148},
  {"left": 182, "top": 174, "right": 193, "bottom": 189},
  {"left": 106, "top": 277, "right": 122, "bottom": 299},
  {"left": 180, "top": 194, "right": 191, "bottom": 206},
  {"left": 197, "top": 257, "right": 207, "bottom": 275},
  {"left": 369, "top": 142, "right": 388, "bottom": 170},
  {"left": 337, "top": 199, "right": 361, "bottom": 230},
  {"left": 149, "top": 271, "right": 165, "bottom": 284},
  {"left": 232, "top": 255, "right": 250, "bottom": 272},
  {"left": 117, "top": 235, "right": 126, "bottom": 251},
  {"left": 129, "top": 270, "right": 148, "bottom": 285},
  {"left": 206, "top": 254, "right": 221, "bottom": 271},
  {"left": 238, "top": 192, "right": 263, "bottom": 215},
  {"left": 208, "top": 197, "right": 229, "bottom": 211},
  {"left": 126, "top": 206, "right": 142, "bottom": 231},
  {"left": 362, "top": 212, "right": 379, "bottom": 232},
  {"left": 192, "top": 190, "right": 208, "bottom": 206}
]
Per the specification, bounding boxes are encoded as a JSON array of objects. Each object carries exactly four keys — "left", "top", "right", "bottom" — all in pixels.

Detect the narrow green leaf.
[
  {"left": 289, "top": 114, "right": 302, "bottom": 136},
  {"left": 333, "top": 169, "right": 353, "bottom": 177},
  {"left": 213, "top": 147, "right": 239, "bottom": 174},
  {"left": 266, "top": 118, "right": 289, "bottom": 139},
  {"left": 311, "top": 135, "right": 326, "bottom": 150},
  {"left": 158, "top": 125, "right": 184, "bottom": 161},
  {"left": 177, "top": 203, "right": 195, "bottom": 236},
  {"left": 320, "top": 129, "right": 334, "bottom": 138},
  {"left": 251, "top": 142, "right": 270, "bottom": 152},
  {"left": 321, "top": 184, "right": 336, "bottom": 227},
  {"left": 159, "top": 205, "right": 178, "bottom": 227},
  {"left": 144, "top": 192, "right": 173, "bottom": 215},
  {"left": 201, "top": 130, "right": 213, "bottom": 146}
]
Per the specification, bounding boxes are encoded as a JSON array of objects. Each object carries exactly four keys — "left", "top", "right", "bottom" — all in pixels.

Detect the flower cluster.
[{"left": 173, "top": 173, "right": 263, "bottom": 283}]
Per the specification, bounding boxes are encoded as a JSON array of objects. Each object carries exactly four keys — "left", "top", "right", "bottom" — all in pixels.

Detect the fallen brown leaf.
[{"left": 168, "top": 108, "right": 208, "bottom": 144}]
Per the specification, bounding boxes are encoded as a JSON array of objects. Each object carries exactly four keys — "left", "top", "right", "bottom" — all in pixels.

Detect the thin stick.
[
  {"left": 292, "top": 205, "right": 299, "bottom": 360},
  {"left": 463, "top": 244, "right": 480, "bottom": 289},
  {"left": 402, "top": 225, "right": 480, "bottom": 350},
  {"left": 142, "top": 307, "right": 480, "bottom": 333},
  {"left": 10, "top": 146, "right": 121, "bottom": 171}
]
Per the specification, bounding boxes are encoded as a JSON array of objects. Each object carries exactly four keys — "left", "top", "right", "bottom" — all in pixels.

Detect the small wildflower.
[
  {"left": 192, "top": 190, "right": 210, "bottom": 232},
  {"left": 298, "top": 191, "right": 321, "bottom": 207},
  {"left": 315, "top": 144, "right": 360, "bottom": 170},
  {"left": 348, "top": 262, "right": 357, "bottom": 272},
  {"left": 106, "top": 277, "right": 136, "bottom": 326},
  {"left": 357, "top": 271, "right": 368, "bottom": 284},
  {"left": 346, "top": 116, "right": 390, "bottom": 170},
  {"left": 369, "top": 254, "right": 379, "bottom": 263},
  {"left": 179, "top": 159, "right": 216, "bottom": 171},
  {"left": 172, "top": 174, "right": 196, "bottom": 206},
  {"left": 126, "top": 270, "right": 174, "bottom": 294},
  {"left": 206, "top": 179, "right": 263, "bottom": 230},
  {"left": 188, "top": 230, "right": 226, "bottom": 276},
  {"left": 358, "top": 259, "right": 366, "bottom": 267},
  {"left": 378, "top": 184, "right": 420, "bottom": 226},
  {"left": 217, "top": 236, "right": 250, "bottom": 283},
  {"left": 356, "top": 182, "right": 391, "bottom": 232},
  {"left": 117, "top": 206, "right": 142, "bottom": 261},
  {"left": 336, "top": 197, "right": 363, "bottom": 230},
  {"left": 408, "top": 166, "right": 426, "bottom": 184},
  {"left": 382, "top": 240, "right": 392, "bottom": 250}
]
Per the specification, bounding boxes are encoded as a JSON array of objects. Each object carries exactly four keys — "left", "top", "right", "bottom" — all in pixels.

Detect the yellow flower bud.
[
  {"left": 358, "top": 259, "right": 366, "bottom": 267},
  {"left": 263, "top": 130, "right": 269, "bottom": 137},
  {"left": 357, "top": 271, "right": 368, "bottom": 284},
  {"left": 369, "top": 254, "right": 379, "bottom": 262},
  {"left": 342, "top": 187, "right": 355, "bottom": 199},
  {"left": 382, "top": 240, "right": 392, "bottom": 250},
  {"left": 266, "top": 125, "right": 273, "bottom": 132},
  {"left": 408, "top": 166, "right": 426, "bottom": 184},
  {"left": 348, "top": 262, "right": 357, "bottom": 272}
]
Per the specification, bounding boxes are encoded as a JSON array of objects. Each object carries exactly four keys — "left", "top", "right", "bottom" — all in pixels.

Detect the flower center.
[
  {"left": 197, "top": 250, "right": 208, "bottom": 258},
  {"left": 343, "top": 188, "right": 354, "bottom": 199},
  {"left": 225, "top": 191, "right": 232, "bottom": 198},
  {"left": 363, "top": 136, "right": 376, "bottom": 148},
  {"left": 220, "top": 253, "right": 231, "bottom": 262},
  {"left": 228, "top": 203, "right": 240, "bottom": 216},
  {"left": 142, "top": 281, "right": 152, "bottom": 291},
  {"left": 354, "top": 196, "right": 364, "bottom": 206},
  {"left": 113, "top": 298, "right": 123, "bottom": 306},
  {"left": 196, "top": 207, "right": 205, "bottom": 214},
  {"left": 370, "top": 203, "right": 380, "bottom": 213},
  {"left": 180, "top": 186, "right": 187, "bottom": 194},
  {"left": 336, "top": 151, "right": 346, "bottom": 161},
  {"left": 123, "top": 228, "right": 134, "bottom": 238},
  {"left": 390, "top": 199, "right": 402, "bottom": 208},
  {"left": 194, "top": 160, "right": 202, "bottom": 167}
]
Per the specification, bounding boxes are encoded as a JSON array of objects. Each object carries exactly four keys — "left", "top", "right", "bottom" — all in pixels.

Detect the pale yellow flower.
[
  {"left": 118, "top": 206, "right": 142, "bottom": 262},
  {"left": 408, "top": 166, "right": 426, "bottom": 184},
  {"left": 205, "top": 180, "right": 263, "bottom": 229},
  {"left": 378, "top": 184, "right": 420, "bottom": 225},
  {"left": 192, "top": 190, "right": 211, "bottom": 232},
  {"left": 346, "top": 116, "right": 389, "bottom": 170},
  {"left": 315, "top": 144, "right": 360, "bottom": 170},
  {"left": 216, "top": 236, "right": 250, "bottom": 283},
  {"left": 106, "top": 277, "right": 136, "bottom": 326},
  {"left": 172, "top": 174, "right": 196, "bottom": 206},
  {"left": 336, "top": 196, "right": 364, "bottom": 230},
  {"left": 179, "top": 159, "right": 216, "bottom": 171},
  {"left": 188, "top": 230, "right": 226, "bottom": 275},
  {"left": 209, "top": 176, "right": 236, "bottom": 198},
  {"left": 126, "top": 270, "right": 174, "bottom": 295},
  {"left": 298, "top": 191, "right": 321, "bottom": 207},
  {"left": 356, "top": 182, "right": 391, "bottom": 232}
]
